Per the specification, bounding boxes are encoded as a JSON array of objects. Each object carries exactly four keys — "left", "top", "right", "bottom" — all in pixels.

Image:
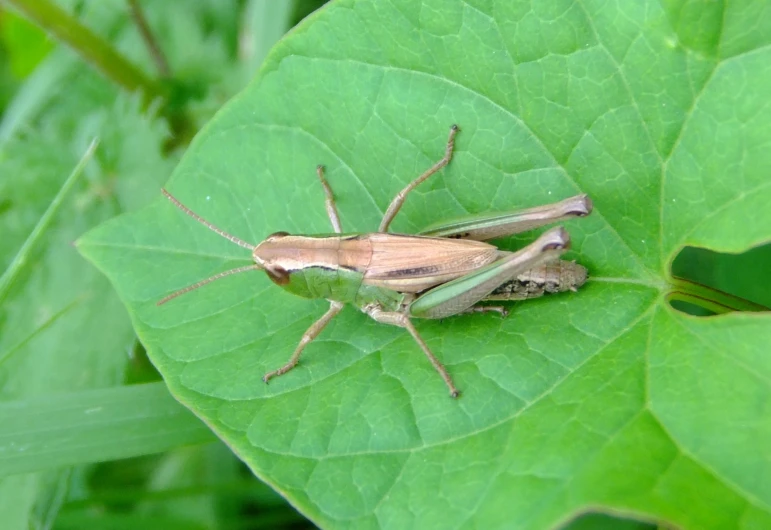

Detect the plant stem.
[
  {"left": 667, "top": 277, "right": 769, "bottom": 314},
  {"left": 127, "top": 0, "right": 170, "bottom": 77},
  {"left": 6, "top": 0, "right": 165, "bottom": 102}
]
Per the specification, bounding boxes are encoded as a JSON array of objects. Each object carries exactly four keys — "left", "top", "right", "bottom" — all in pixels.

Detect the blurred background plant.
[
  {"left": 0, "top": 1, "right": 327, "bottom": 528},
  {"left": 0, "top": 1, "right": 767, "bottom": 529}
]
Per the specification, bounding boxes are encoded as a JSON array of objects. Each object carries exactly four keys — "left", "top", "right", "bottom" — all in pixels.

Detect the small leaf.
[{"left": 79, "top": 0, "right": 771, "bottom": 527}]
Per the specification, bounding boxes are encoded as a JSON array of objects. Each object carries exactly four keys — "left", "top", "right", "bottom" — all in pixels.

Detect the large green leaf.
[{"left": 77, "top": 0, "right": 771, "bottom": 527}]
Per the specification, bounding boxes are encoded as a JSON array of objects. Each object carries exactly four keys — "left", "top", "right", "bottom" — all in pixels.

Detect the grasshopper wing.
[{"left": 360, "top": 233, "right": 500, "bottom": 293}]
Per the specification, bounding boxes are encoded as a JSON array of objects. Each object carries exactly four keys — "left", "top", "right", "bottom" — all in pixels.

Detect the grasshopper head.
[{"left": 252, "top": 232, "right": 293, "bottom": 285}]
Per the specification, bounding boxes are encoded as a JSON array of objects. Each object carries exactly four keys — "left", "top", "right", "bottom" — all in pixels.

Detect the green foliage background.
[{"left": 2, "top": 1, "right": 770, "bottom": 529}]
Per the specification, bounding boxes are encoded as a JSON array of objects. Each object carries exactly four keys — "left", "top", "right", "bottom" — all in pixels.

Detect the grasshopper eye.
[
  {"left": 265, "top": 264, "right": 289, "bottom": 285},
  {"left": 267, "top": 231, "right": 290, "bottom": 240}
]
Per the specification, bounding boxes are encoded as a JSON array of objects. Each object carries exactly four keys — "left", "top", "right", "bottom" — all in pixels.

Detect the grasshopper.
[{"left": 159, "top": 125, "right": 592, "bottom": 397}]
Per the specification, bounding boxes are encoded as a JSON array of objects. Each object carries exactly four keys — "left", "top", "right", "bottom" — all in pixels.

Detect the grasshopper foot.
[{"left": 262, "top": 361, "right": 299, "bottom": 384}]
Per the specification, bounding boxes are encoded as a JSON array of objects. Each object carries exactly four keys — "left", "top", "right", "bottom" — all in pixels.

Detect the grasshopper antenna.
[
  {"left": 161, "top": 188, "right": 255, "bottom": 250},
  {"left": 158, "top": 189, "right": 262, "bottom": 305},
  {"left": 157, "top": 264, "right": 261, "bottom": 305}
]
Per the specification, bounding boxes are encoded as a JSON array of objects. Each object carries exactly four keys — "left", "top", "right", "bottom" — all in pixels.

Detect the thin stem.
[
  {"left": 0, "top": 139, "right": 99, "bottom": 306},
  {"left": 667, "top": 277, "right": 769, "bottom": 314},
  {"left": 6, "top": 0, "right": 165, "bottom": 102},
  {"left": 127, "top": 0, "right": 170, "bottom": 77}
]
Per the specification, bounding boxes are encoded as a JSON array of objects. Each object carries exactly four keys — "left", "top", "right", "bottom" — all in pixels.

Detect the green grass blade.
[
  {"left": 0, "top": 138, "right": 97, "bottom": 305},
  {"left": 0, "top": 383, "right": 215, "bottom": 476},
  {"left": 241, "top": 0, "right": 294, "bottom": 72}
]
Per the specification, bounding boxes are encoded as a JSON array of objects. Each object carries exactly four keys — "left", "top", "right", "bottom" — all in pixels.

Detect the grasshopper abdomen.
[{"left": 486, "top": 260, "right": 587, "bottom": 300}]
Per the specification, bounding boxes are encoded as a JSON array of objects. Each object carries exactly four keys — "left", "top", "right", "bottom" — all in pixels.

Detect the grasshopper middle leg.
[
  {"left": 263, "top": 300, "right": 344, "bottom": 383},
  {"left": 379, "top": 124, "right": 460, "bottom": 233},
  {"left": 364, "top": 304, "right": 460, "bottom": 398}
]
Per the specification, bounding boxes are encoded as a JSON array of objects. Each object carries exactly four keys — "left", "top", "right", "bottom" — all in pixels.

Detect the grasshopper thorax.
[{"left": 252, "top": 232, "right": 371, "bottom": 287}]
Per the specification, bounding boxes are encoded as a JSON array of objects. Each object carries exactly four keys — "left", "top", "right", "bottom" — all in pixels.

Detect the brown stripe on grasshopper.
[{"left": 253, "top": 232, "right": 500, "bottom": 292}]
